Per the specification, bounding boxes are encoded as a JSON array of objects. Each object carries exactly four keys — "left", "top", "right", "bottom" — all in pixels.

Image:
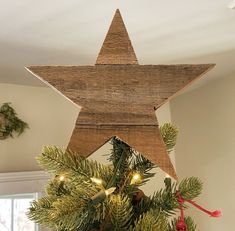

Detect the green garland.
[{"left": 0, "top": 103, "right": 29, "bottom": 139}]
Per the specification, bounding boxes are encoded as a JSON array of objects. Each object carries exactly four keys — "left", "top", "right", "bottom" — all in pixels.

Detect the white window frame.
[
  {"left": 0, "top": 193, "right": 38, "bottom": 231},
  {"left": 0, "top": 171, "right": 50, "bottom": 231},
  {"left": 0, "top": 171, "right": 50, "bottom": 195}
]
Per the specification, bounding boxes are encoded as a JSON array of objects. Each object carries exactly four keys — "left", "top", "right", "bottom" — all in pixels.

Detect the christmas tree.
[{"left": 28, "top": 123, "right": 220, "bottom": 231}]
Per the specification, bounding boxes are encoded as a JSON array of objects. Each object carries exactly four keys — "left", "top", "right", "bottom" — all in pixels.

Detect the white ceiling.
[{"left": 0, "top": 0, "right": 235, "bottom": 88}]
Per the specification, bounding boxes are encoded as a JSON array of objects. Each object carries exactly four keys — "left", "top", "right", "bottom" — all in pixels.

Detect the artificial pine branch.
[
  {"left": 107, "top": 138, "right": 133, "bottom": 188},
  {"left": 38, "top": 146, "right": 113, "bottom": 185},
  {"left": 108, "top": 194, "right": 133, "bottom": 230},
  {"left": 178, "top": 177, "right": 203, "bottom": 200},
  {"left": 151, "top": 178, "right": 179, "bottom": 216},
  {"left": 46, "top": 178, "right": 72, "bottom": 196},
  {"left": 130, "top": 209, "right": 168, "bottom": 231},
  {"left": 27, "top": 123, "right": 216, "bottom": 231},
  {"left": 160, "top": 123, "right": 178, "bottom": 152},
  {"left": 28, "top": 196, "right": 57, "bottom": 227}
]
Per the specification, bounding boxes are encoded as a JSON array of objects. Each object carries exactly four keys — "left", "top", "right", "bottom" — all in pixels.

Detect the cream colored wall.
[
  {"left": 0, "top": 83, "right": 79, "bottom": 172},
  {"left": 171, "top": 74, "right": 235, "bottom": 230}
]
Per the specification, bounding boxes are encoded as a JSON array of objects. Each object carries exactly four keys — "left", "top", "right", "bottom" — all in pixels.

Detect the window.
[{"left": 0, "top": 193, "right": 37, "bottom": 231}]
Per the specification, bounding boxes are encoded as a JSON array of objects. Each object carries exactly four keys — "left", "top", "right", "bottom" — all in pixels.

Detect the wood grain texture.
[
  {"left": 96, "top": 9, "right": 138, "bottom": 65},
  {"left": 68, "top": 124, "right": 175, "bottom": 178},
  {"left": 28, "top": 64, "right": 214, "bottom": 126},
  {"left": 27, "top": 9, "right": 215, "bottom": 180}
]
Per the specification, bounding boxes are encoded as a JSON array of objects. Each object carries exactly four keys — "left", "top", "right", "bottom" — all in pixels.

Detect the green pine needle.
[
  {"left": 160, "top": 123, "right": 178, "bottom": 151},
  {"left": 178, "top": 177, "right": 203, "bottom": 200},
  {"left": 130, "top": 209, "right": 168, "bottom": 231},
  {"left": 28, "top": 134, "right": 207, "bottom": 231},
  {"left": 0, "top": 102, "right": 28, "bottom": 139}
]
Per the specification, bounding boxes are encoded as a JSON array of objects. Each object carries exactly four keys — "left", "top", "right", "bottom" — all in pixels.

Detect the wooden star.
[{"left": 27, "top": 9, "right": 214, "bottom": 179}]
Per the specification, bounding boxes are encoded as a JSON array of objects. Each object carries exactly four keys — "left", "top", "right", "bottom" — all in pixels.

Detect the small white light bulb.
[
  {"left": 105, "top": 187, "right": 116, "bottom": 196},
  {"left": 91, "top": 177, "right": 103, "bottom": 185},
  {"left": 131, "top": 172, "right": 142, "bottom": 185},
  {"left": 165, "top": 174, "right": 171, "bottom": 178},
  {"left": 133, "top": 174, "right": 140, "bottom": 180},
  {"left": 59, "top": 175, "right": 65, "bottom": 181}
]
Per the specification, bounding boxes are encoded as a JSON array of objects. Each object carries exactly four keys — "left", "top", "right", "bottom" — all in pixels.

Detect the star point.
[
  {"left": 96, "top": 8, "right": 138, "bottom": 65},
  {"left": 27, "top": 10, "right": 215, "bottom": 180}
]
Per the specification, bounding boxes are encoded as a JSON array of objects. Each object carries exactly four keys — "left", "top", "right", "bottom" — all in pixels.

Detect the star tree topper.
[{"left": 27, "top": 9, "right": 214, "bottom": 179}]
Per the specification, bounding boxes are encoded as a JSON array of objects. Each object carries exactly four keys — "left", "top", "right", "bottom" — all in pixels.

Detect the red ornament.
[
  {"left": 176, "top": 191, "right": 187, "bottom": 230},
  {"left": 175, "top": 191, "right": 222, "bottom": 230},
  {"left": 210, "top": 210, "right": 222, "bottom": 217},
  {"left": 176, "top": 220, "right": 187, "bottom": 230}
]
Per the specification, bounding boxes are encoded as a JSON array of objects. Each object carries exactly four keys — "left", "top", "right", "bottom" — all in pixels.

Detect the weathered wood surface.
[
  {"left": 28, "top": 64, "right": 213, "bottom": 126},
  {"left": 68, "top": 124, "right": 173, "bottom": 175},
  {"left": 96, "top": 9, "right": 138, "bottom": 65},
  {"left": 27, "top": 9, "right": 215, "bottom": 180}
]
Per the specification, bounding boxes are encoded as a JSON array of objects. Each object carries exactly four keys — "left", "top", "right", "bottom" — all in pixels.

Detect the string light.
[
  {"left": 165, "top": 174, "right": 171, "bottom": 178},
  {"left": 59, "top": 175, "right": 65, "bottom": 181},
  {"left": 91, "top": 177, "right": 103, "bottom": 185},
  {"left": 91, "top": 187, "right": 116, "bottom": 205},
  {"left": 105, "top": 187, "right": 116, "bottom": 196},
  {"left": 131, "top": 172, "right": 142, "bottom": 185}
]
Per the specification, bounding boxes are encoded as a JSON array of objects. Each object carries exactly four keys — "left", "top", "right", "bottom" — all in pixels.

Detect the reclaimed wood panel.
[
  {"left": 28, "top": 64, "right": 214, "bottom": 126},
  {"left": 68, "top": 124, "right": 177, "bottom": 179},
  {"left": 27, "top": 9, "right": 215, "bottom": 180},
  {"left": 96, "top": 9, "right": 138, "bottom": 65}
]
